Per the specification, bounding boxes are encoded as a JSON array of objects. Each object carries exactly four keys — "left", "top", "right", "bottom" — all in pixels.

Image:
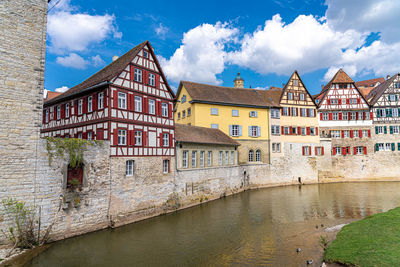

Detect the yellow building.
[
  {"left": 175, "top": 76, "right": 281, "bottom": 164},
  {"left": 279, "top": 71, "right": 320, "bottom": 145}
]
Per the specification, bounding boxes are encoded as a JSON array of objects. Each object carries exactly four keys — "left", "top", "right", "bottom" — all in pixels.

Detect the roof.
[
  {"left": 44, "top": 91, "right": 62, "bottom": 100},
  {"left": 175, "top": 124, "right": 240, "bottom": 146},
  {"left": 359, "top": 88, "right": 374, "bottom": 99},
  {"left": 355, "top": 77, "right": 385, "bottom": 88},
  {"left": 177, "top": 81, "right": 281, "bottom": 108},
  {"left": 45, "top": 41, "right": 174, "bottom": 106},
  {"left": 280, "top": 70, "right": 317, "bottom": 107},
  {"left": 367, "top": 74, "right": 399, "bottom": 105}
]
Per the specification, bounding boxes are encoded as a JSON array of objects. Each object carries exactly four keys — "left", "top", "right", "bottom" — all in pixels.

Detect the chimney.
[
  {"left": 112, "top": 55, "right": 119, "bottom": 62},
  {"left": 387, "top": 75, "right": 391, "bottom": 80},
  {"left": 233, "top": 72, "right": 244, "bottom": 88}
]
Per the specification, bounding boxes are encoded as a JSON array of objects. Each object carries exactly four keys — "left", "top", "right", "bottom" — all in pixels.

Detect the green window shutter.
[
  {"left": 375, "top": 126, "right": 379, "bottom": 134},
  {"left": 384, "top": 126, "right": 387, "bottom": 134},
  {"left": 376, "top": 143, "right": 379, "bottom": 152},
  {"left": 396, "top": 95, "right": 399, "bottom": 101},
  {"left": 388, "top": 95, "right": 390, "bottom": 101},
  {"left": 398, "top": 143, "right": 400, "bottom": 151},
  {"left": 390, "top": 126, "right": 394, "bottom": 134},
  {"left": 392, "top": 143, "right": 395, "bottom": 151},
  {"left": 377, "top": 110, "right": 381, "bottom": 118}
]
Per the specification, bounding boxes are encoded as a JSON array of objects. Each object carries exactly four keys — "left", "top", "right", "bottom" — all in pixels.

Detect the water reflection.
[{"left": 26, "top": 182, "right": 400, "bottom": 267}]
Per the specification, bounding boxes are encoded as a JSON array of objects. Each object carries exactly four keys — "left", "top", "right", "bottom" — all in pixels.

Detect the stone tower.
[
  {"left": 0, "top": 0, "right": 48, "bottom": 203},
  {"left": 234, "top": 72, "right": 244, "bottom": 88}
]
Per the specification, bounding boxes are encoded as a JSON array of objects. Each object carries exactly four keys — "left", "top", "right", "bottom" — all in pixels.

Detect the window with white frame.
[
  {"left": 291, "top": 107, "right": 297, "bottom": 116},
  {"left": 301, "top": 127, "right": 306, "bottom": 136},
  {"left": 272, "top": 143, "right": 276, "bottom": 152},
  {"left": 163, "top": 133, "right": 169, "bottom": 147},
  {"left": 134, "top": 96, "right": 142, "bottom": 112},
  {"left": 65, "top": 103, "right": 70, "bottom": 118},
  {"left": 393, "top": 126, "right": 400, "bottom": 134},
  {"left": 192, "top": 151, "right": 197, "bottom": 167},
  {"left": 78, "top": 99, "right": 83, "bottom": 114},
  {"left": 225, "top": 151, "right": 229, "bottom": 165},
  {"left": 316, "top": 147, "right": 323, "bottom": 156},
  {"left": 292, "top": 126, "right": 297, "bottom": 135},
  {"left": 344, "top": 130, "right": 350, "bottom": 138},
  {"left": 118, "top": 92, "right": 127, "bottom": 109},
  {"left": 350, "top": 112, "right": 356, "bottom": 120},
  {"left": 77, "top": 132, "right": 82, "bottom": 139},
  {"left": 303, "top": 146, "right": 311, "bottom": 156},
  {"left": 332, "top": 112, "right": 338, "bottom": 120},
  {"left": 331, "top": 130, "right": 341, "bottom": 138},
  {"left": 255, "top": 150, "right": 261, "bottom": 162},
  {"left": 231, "top": 125, "right": 240, "bottom": 136},
  {"left": 248, "top": 150, "right": 254, "bottom": 162},
  {"left": 330, "top": 99, "right": 338, "bottom": 105},
  {"left": 389, "top": 94, "right": 397, "bottom": 101},
  {"left": 161, "top": 103, "right": 168, "bottom": 117},
  {"left": 363, "top": 130, "right": 369, "bottom": 137},
  {"left": 45, "top": 109, "right": 49, "bottom": 123},
  {"left": 343, "top": 112, "right": 348, "bottom": 120},
  {"left": 378, "top": 143, "right": 385, "bottom": 151},
  {"left": 353, "top": 130, "right": 359, "bottom": 138},
  {"left": 249, "top": 111, "right": 257, "bottom": 117},
  {"left": 211, "top": 124, "right": 219, "bottom": 129},
  {"left": 135, "top": 131, "right": 142, "bottom": 146},
  {"left": 377, "top": 126, "right": 384, "bottom": 134},
  {"left": 310, "top": 127, "right": 316, "bottom": 136},
  {"left": 301, "top": 108, "right": 307, "bottom": 117},
  {"left": 283, "top": 107, "right": 289, "bottom": 116},
  {"left": 126, "top": 160, "right": 134, "bottom": 176},
  {"left": 200, "top": 151, "right": 205, "bottom": 167},
  {"left": 335, "top": 147, "right": 341, "bottom": 155},
  {"left": 148, "top": 99, "right": 155, "bottom": 114},
  {"left": 118, "top": 130, "right": 127, "bottom": 145},
  {"left": 230, "top": 151, "right": 234, "bottom": 164},
  {"left": 219, "top": 151, "right": 223, "bottom": 165},
  {"left": 300, "top": 93, "right": 305, "bottom": 100},
  {"left": 323, "top": 112, "right": 329, "bottom": 120},
  {"left": 386, "top": 143, "right": 392, "bottom": 151},
  {"left": 149, "top": 73, "right": 155, "bottom": 86},
  {"left": 183, "top": 151, "right": 188, "bottom": 168},
  {"left": 87, "top": 132, "right": 92, "bottom": 140},
  {"left": 88, "top": 96, "right": 93, "bottom": 112},
  {"left": 163, "top": 160, "right": 169, "bottom": 173},
  {"left": 393, "top": 108, "right": 399, "bottom": 117},
  {"left": 271, "top": 125, "right": 280, "bottom": 135},
  {"left": 207, "top": 151, "right": 212, "bottom": 166},
  {"left": 98, "top": 93, "right": 104, "bottom": 109},
  {"left": 134, "top": 68, "right": 142, "bottom": 82},
  {"left": 57, "top": 106, "right": 61, "bottom": 119},
  {"left": 271, "top": 109, "right": 280, "bottom": 118},
  {"left": 294, "top": 79, "right": 299, "bottom": 86},
  {"left": 211, "top": 108, "right": 219, "bottom": 115},
  {"left": 249, "top": 126, "right": 259, "bottom": 137},
  {"left": 284, "top": 127, "right": 290, "bottom": 135},
  {"left": 356, "top": 146, "right": 363, "bottom": 155},
  {"left": 287, "top": 92, "right": 293, "bottom": 100},
  {"left": 232, "top": 109, "right": 239, "bottom": 117}
]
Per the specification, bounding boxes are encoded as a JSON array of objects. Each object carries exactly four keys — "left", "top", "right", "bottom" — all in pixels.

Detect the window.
[
  {"left": 292, "top": 126, "right": 297, "bottom": 135},
  {"left": 344, "top": 130, "right": 350, "bottom": 138},
  {"left": 255, "top": 150, "right": 261, "bottom": 162},
  {"left": 232, "top": 109, "right": 239, "bottom": 117},
  {"left": 98, "top": 93, "right": 104, "bottom": 109},
  {"left": 211, "top": 108, "right": 219, "bottom": 115},
  {"left": 230, "top": 125, "right": 240, "bottom": 136},
  {"left": 283, "top": 107, "right": 289, "bottom": 116},
  {"left": 284, "top": 127, "right": 290, "bottom": 135},
  {"left": 393, "top": 108, "right": 399, "bottom": 117},
  {"left": 391, "top": 126, "right": 400, "bottom": 134},
  {"left": 294, "top": 79, "right": 299, "bottom": 86},
  {"left": 65, "top": 104, "right": 70, "bottom": 118},
  {"left": 211, "top": 124, "right": 219, "bottom": 129},
  {"left": 291, "top": 107, "right": 297, "bottom": 116},
  {"left": 248, "top": 150, "right": 254, "bottom": 162},
  {"left": 271, "top": 109, "right": 280, "bottom": 118},
  {"left": 77, "top": 132, "right": 82, "bottom": 139},
  {"left": 163, "top": 160, "right": 169, "bottom": 173},
  {"left": 143, "top": 50, "right": 148, "bottom": 58},
  {"left": 135, "top": 131, "right": 142, "bottom": 146},
  {"left": 187, "top": 108, "right": 191, "bottom": 117},
  {"left": 192, "top": 151, "right": 197, "bottom": 167},
  {"left": 126, "top": 160, "right": 134, "bottom": 176},
  {"left": 200, "top": 151, "right": 205, "bottom": 167},
  {"left": 322, "top": 112, "right": 329, "bottom": 120},
  {"left": 225, "top": 151, "right": 229, "bottom": 165},
  {"left": 148, "top": 99, "right": 155, "bottom": 114},
  {"left": 385, "top": 143, "right": 392, "bottom": 151},
  {"left": 177, "top": 112, "right": 181, "bottom": 120},
  {"left": 350, "top": 112, "right": 356, "bottom": 120},
  {"left": 134, "top": 96, "right": 142, "bottom": 112},
  {"left": 183, "top": 151, "right": 188, "bottom": 168},
  {"left": 118, "top": 92, "right": 127, "bottom": 109},
  {"left": 353, "top": 130, "right": 359, "bottom": 138},
  {"left": 303, "top": 146, "right": 311, "bottom": 156},
  {"left": 299, "top": 93, "right": 305, "bottom": 100},
  {"left": 349, "top": 98, "right": 357, "bottom": 104},
  {"left": 272, "top": 143, "right": 281, "bottom": 153},
  {"left": 301, "top": 127, "right": 306, "bottom": 136},
  {"left": 149, "top": 73, "right": 155, "bottom": 86},
  {"left": 118, "top": 130, "right": 127, "bottom": 145},
  {"left": 330, "top": 99, "right": 338, "bottom": 105},
  {"left": 332, "top": 112, "right": 338, "bottom": 120},
  {"left": 309, "top": 109, "right": 315, "bottom": 117},
  {"left": 376, "top": 126, "right": 384, "bottom": 134},
  {"left": 161, "top": 103, "right": 168, "bottom": 117},
  {"left": 331, "top": 130, "right": 341, "bottom": 138},
  {"left": 301, "top": 108, "right": 307, "bottom": 117},
  {"left": 88, "top": 96, "right": 93, "bottom": 112},
  {"left": 163, "top": 133, "right": 169, "bottom": 147},
  {"left": 271, "top": 125, "right": 280, "bottom": 135},
  {"left": 363, "top": 130, "right": 369, "bottom": 137},
  {"left": 389, "top": 94, "right": 397, "bottom": 102},
  {"left": 207, "top": 151, "right": 212, "bottom": 166},
  {"left": 230, "top": 151, "right": 234, "bottom": 164},
  {"left": 249, "top": 126, "right": 260, "bottom": 137},
  {"left": 249, "top": 111, "right": 258, "bottom": 117},
  {"left": 378, "top": 143, "right": 385, "bottom": 151},
  {"left": 343, "top": 112, "right": 348, "bottom": 120},
  {"left": 57, "top": 106, "right": 61, "bottom": 119},
  {"left": 219, "top": 151, "right": 223, "bottom": 165},
  {"left": 87, "top": 132, "right": 92, "bottom": 140},
  {"left": 45, "top": 109, "right": 49, "bottom": 123},
  {"left": 78, "top": 99, "right": 83, "bottom": 115},
  {"left": 134, "top": 68, "right": 142, "bottom": 82},
  {"left": 335, "top": 147, "right": 341, "bottom": 155},
  {"left": 182, "top": 110, "right": 186, "bottom": 118},
  {"left": 377, "top": 109, "right": 386, "bottom": 118},
  {"left": 287, "top": 92, "right": 293, "bottom": 100},
  {"left": 181, "top": 95, "right": 186, "bottom": 103},
  {"left": 356, "top": 146, "right": 363, "bottom": 155},
  {"left": 310, "top": 127, "right": 316, "bottom": 136},
  {"left": 316, "top": 147, "right": 323, "bottom": 156}
]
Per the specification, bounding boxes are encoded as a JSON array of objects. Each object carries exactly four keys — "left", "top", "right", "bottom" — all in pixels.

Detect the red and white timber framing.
[{"left": 41, "top": 42, "right": 175, "bottom": 157}]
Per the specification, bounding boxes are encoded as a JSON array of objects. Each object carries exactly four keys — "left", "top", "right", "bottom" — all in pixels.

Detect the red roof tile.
[{"left": 175, "top": 124, "right": 240, "bottom": 146}]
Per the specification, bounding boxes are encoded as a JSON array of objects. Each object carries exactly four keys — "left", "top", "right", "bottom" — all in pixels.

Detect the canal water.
[{"left": 25, "top": 182, "right": 400, "bottom": 267}]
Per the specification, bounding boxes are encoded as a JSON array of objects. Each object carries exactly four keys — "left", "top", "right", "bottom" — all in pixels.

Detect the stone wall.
[{"left": 237, "top": 139, "right": 270, "bottom": 164}]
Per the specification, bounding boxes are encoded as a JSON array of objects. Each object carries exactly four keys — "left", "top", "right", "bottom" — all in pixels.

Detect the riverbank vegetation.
[{"left": 324, "top": 206, "right": 400, "bottom": 266}]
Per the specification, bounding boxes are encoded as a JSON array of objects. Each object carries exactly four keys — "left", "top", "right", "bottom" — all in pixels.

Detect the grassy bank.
[{"left": 324, "top": 206, "right": 400, "bottom": 266}]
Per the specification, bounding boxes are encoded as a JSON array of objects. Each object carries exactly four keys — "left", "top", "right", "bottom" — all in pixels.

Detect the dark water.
[{"left": 26, "top": 182, "right": 400, "bottom": 267}]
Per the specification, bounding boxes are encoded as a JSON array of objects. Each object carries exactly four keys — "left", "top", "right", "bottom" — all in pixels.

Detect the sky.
[{"left": 45, "top": 0, "right": 400, "bottom": 96}]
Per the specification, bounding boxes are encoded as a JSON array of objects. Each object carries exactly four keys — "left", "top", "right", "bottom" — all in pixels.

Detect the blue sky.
[{"left": 45, "top": 0, "right": 400, "bottom": 95}]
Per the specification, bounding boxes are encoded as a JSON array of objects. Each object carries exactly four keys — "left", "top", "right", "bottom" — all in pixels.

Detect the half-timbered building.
[
  {"left": 367, "top": 73, "right": 400, "bottom": 153},
  {"left": 316, "top": 69, "right": 372, "bottom": 156},
  {"left": 41, "top": 41, "right": 175, "bottom": 166}
]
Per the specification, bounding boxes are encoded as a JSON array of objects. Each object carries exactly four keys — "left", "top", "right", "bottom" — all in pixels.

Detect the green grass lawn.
[{"left": 324, "top": 206, "right": 400, "bottom": 266}]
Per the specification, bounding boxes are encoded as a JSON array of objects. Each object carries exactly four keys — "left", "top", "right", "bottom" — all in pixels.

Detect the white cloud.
[
  {"left": 55, "top": 86, "right": 69, "bottom": 93},
  {"left": 159, "top": 22, "right": 238, "bottom": 85},
  {"left": 155, "top": 23, "right": 169, "bottom": 38},
  {"left": 56, "top": 53, "right": 88, "bottom": 69},
  {"left": 91, "top": 55, "right": 105, "bottom": 67}
]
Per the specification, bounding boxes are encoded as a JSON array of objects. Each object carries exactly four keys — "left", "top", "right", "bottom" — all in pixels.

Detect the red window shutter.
[
  {"left": 339, "top": 112, "right": 343, "bottom": 120},
  {"left": 42, "top": 110, "right": 46, "bottom": 123},
  {"left": 96, "top": 129, "right": 104, "bottom": 140},
  {"left": 353, "top": 147, "right": 357, "bottom": 155},
  {"left": 368, "top": 130, "right": 371, "bottom": 138},
  {"left": 74, "top": 101, "right": 78, "bottom": 115},
  {"left": 350, "top": 130, "right": 354, "bottom": 138},
  {"left": 297, "top": 127, "right": 301, "bottom": 135},
  {"left": 313, "top": 109, "right": 316, "bottom": 117},
  {"left": 53, "top": 106, "right": 57, "bottom": 119},
  {"left": 306, "top": 127, "right": 310, "bottom": 135},
  {"left": 158, "top": 101, "right": 162, "bottom": 116},
  {"left": 143, "top": 70, "right": 148, "bottom": 85},
  {"left": 362, "top": 112, "right": 366, "bottom": 120},
  {"left": 322, "top": 147, "right": 324, "bottom": 155},
  {"left": 316, "top": 127, "right": 318, "bottom": 135},
  {"left": 143, "top": 131, "right": 147, "bottom": 147},
  {"left": 370, "top": 112, "right": 373, "bottom": 119},
  {"left": 113, "top": 90, "right": 118, "bottom": 108},
  {"left": 320, "top": 112, "right": 323, "bottom": 120},
  {"left": 315, "top": 147, "right": 317, "bottom": 155},
  {"left": 328, "top": 113, "right": 333, "bottom": 120},
  {"left": 346, "top": 99, "right": 350, "bottom": 104},
  {"left": 127, "top": 130, "right": 131, "bottom": 146},
  {"left": 309, "top": 146, "right": 312, "bottom": 155},
  {"left": 83, "top": 132, "right": 87, "bottom": 139},
  {"left": 288, "top": 108, "right": 291, "bottom": 116},
  {"left": 356, "top": 112, "right": 359, "bottom": 120},
  {"left": 159, "top": 132, "right": 163, "bottom": 147},
  {"left": 327, "top": 99, "right": 331, "bottom": 105},
  {"left": 83, "top": 97, "right": 88, "bottom": 113},
  {"left": 338, "top": 99, "right": 342, "bottom": 105},
  {"left": 281, "top": 126, "right": 284, "bottom": 135},
  {"left": 169, "top": 133, "right": 173, "bottom": 147},
  {"left": 104, "top": 91, "right": 108, "bottom": 108},
  {"left": 281, "top": 109, "right": 284, "bottom": 116},
  {"left": 130, "top": 65, "right": 134, "bottom": 81},
  {"left": 359, "top": 130, "right": 363, "bottom": 138},
  {"left": 168, "top": 103, "right": 173, "bottom": 118},
  {"left": 296, "top": 108, "right": 299, "bottom": 116},
  {"left": 363, "top": 146, "right": 367, "bottom": 155},
  {"left": 332, "top": 148, "right": 336, "bottom": 155},
  {"left": 142, "top": 98, "right": 147, "bottom": 114},
  {"left": 155, "top": 74, "right": 160, "bottom": 89},
  {"left": 357, "top": 98, "right": 361, "bottom": 104},
  {"left": 61, "top": 105, "right": 64, "bottom": 119},
  {"left": 302, "top": 146, "right": 305, "bottom": 156},
  {"left": 341, "top": 130, "right": 344, "bottom": 138},
  {"left": 93, "top": 93, "right": 98, "bottom": 111},
  {"left": 289, "top": 126, "right": 293, "bottom": 135},
  {"left": 342, "top": 147, "right": 346, "bottom": 155},
  {"left": 113, "top": 129, "right": 118, "bottom": 146}
]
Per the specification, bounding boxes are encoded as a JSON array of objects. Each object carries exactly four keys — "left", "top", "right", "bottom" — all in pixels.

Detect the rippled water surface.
[{"left": 26, "top": 182, "right": 400, "bottom": 267}]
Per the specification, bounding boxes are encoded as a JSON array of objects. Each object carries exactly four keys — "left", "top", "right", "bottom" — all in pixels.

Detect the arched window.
[
  {"left": 249, "top": 149, "right": 254, "bottom": 162},
  {"left": 256, "top": 149, "right": 261, "bottom": 162}
]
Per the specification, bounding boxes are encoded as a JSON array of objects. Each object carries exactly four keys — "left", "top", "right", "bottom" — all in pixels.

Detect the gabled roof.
[
  {"left": 177, "top": 81, "right": 281, "bottom": 108},
  {"left": 175, "top": 124, "right": 240, "bottom": 146},
  {"left": 45, "top": 40, "right": 174, "bottom": 106},
  {"left": 355, "top": 77, "right": 385, "bottom": 88},
  {"left": 367, "top": 74, "right": 399, "bottom": 105},
  {"left": 280, "top": 70, "right": 317, "bottom": 107},
  {"left": 44, "top": 91, "right": 62, "bottom": 101}
]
